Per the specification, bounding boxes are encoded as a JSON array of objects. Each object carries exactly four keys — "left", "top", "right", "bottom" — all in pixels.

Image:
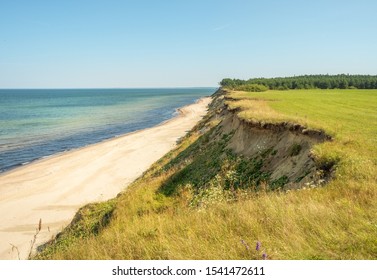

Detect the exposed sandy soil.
[
  {"left": 222, "top": 111, "right": 326, "bottom": 186},
  {"left": 207, "top": 92, "right": 331, "bottom": 190},
  {"left": 0, "top": 97, "right": 211, "bottom": 260}
]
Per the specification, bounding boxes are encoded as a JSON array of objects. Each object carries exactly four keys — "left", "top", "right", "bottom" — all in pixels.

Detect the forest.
[{"left": 220, "top": 74, "right": 377, "bottom": 91}]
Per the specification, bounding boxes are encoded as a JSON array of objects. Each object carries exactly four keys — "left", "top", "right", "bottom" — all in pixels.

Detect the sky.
[{"left": 1, "top": 0, "right": 377, "bottom": 88}]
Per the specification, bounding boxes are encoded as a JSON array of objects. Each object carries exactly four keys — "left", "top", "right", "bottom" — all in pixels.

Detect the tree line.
[{"left": 220, "top": 74, "right": 377, "bottom": 91}]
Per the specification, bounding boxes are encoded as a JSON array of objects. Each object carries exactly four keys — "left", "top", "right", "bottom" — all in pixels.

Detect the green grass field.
[
  {"left": 227, "top": 89, "right": 377, "bottom": 180},
  {"left": 36, "top": 89, "right": 377, "bottom": 260}
]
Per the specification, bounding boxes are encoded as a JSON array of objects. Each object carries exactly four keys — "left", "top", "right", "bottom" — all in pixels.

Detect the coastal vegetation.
[
  {"left": 35, "top": 87, "right": 377, "bottom": 260},
  {"left": 220, "top": 74, "right": 377, "bottom": 91}
]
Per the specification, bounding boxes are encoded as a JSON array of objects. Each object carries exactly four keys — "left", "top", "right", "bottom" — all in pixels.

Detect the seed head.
[{"left": 240, "top": 239, "right": 250, "bottom": 251}]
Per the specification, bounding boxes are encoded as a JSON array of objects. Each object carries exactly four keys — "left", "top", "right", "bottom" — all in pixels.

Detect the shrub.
[
  {"left": 289, "top": 143, "right": 302, "bottom": 156},
  {"left": 237, "top": 84, "right": 268, "bottom": 92}
]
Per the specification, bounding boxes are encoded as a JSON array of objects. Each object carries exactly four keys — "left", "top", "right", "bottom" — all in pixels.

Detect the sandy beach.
[{"left": 0, "top": 97, "right": 211, "bottom": 260}]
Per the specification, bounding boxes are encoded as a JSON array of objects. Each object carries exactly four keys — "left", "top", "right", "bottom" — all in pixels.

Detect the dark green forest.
[{"left": 220, "top": 74, "right": 377, "bottom": 91}]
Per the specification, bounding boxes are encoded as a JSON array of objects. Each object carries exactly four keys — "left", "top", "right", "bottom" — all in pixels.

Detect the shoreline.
[
  {"left": 0, "top": 98, "right": 205, "bottom": 175},
  {"left": 0, "top": 97, "right": 206, "bottom": 176},
  {"left": 0, "top": 96, "right": 211, "bottom": 260}
]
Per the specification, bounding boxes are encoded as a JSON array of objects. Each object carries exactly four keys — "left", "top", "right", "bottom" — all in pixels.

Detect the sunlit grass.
[
  {"left": 229, "top": 89, "right": 377, "bottom": 149},
  {"left": 227, "top": 89, "right": 377, "bottom": 177}
]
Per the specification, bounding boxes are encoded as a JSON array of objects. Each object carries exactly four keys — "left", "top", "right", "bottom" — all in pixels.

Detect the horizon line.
[{"left": 0, "top": 86, "right": 219, "bottom": 90}]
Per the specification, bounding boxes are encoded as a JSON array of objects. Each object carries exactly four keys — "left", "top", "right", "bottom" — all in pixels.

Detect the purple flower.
[
  {"left": 256, "top": 241, "right": 261, "bottom": 251},
  {"left": 262, "top": 253, "right": 267, "bottom": 260}
]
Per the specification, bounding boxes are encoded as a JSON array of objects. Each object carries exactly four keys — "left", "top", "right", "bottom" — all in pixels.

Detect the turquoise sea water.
[{"left": 0, "top": 88, "right": 216, "bottom": 173}]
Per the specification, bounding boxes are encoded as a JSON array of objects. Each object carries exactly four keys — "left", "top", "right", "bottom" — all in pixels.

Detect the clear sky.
[{"left": 1, "top": 0, "right": 376, "bottom": 88}]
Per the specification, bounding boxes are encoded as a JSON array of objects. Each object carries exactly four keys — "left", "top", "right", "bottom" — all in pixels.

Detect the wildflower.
[
  {"left": 262, "top": 253, "right": 267, "bottom": 260},
  {"left": 256, "top": 241, "right": 261, "bottom": 251}
]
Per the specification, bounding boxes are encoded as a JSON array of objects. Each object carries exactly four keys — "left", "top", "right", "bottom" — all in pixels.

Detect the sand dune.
[{"left": 0, "top": 97, "right": 211, "bottom": 260}]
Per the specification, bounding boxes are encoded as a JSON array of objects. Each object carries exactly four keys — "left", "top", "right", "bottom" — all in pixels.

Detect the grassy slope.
[{"left": 36, "top": 89, "right": 377, "bottom": 260}]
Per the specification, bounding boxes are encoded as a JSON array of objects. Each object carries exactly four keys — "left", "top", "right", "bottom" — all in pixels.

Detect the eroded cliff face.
[
  {"left": 203, "top": 90, "right": 332, "bottom": 190},
  {"left": 34, "top": 90, "right": 335, "bottom": 259}
]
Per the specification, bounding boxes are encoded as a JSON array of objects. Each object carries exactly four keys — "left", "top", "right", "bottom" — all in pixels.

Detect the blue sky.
[{"left": 1, "top": 0, "right": 376, "bottom": 88}]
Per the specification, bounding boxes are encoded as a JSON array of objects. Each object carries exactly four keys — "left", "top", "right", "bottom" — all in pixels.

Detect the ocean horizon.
[{"left": 0, "top": 87, "right": 217, "bottom": 173}]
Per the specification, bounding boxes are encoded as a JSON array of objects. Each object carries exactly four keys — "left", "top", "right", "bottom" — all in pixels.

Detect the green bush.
[{"left": 237, "top": 84, "right": 268, "bottom": 92}]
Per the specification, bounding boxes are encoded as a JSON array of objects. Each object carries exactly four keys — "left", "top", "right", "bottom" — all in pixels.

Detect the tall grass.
[{"left": 35, "top": 89, "right": 377, "bottom": 260}]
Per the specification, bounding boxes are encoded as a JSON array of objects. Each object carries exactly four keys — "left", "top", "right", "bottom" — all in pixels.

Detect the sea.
[{"left": 0, "top": 87, "right": 216, "bottom": 173}]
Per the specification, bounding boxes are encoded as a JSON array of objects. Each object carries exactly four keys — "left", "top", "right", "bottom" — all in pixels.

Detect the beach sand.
[{"left": 0, "top": 97, "right": 211, "bottom": 260}]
